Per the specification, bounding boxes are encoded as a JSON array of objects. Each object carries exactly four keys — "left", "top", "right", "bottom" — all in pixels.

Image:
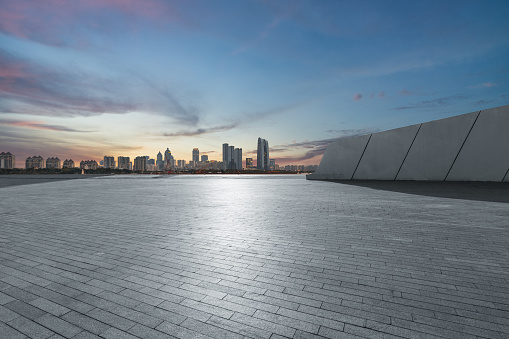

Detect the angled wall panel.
[
  {"left": 309, "top": 134, "right": 370, "bottom": 180},
  {"left": 396, "top": 111, "right": 478, "bottom": 180},
  {"left": 446, "top": 106, "right": 509, "bottom": 181},
  {"left": 353, "top": 124, "right": 420, "bottom": 180}
]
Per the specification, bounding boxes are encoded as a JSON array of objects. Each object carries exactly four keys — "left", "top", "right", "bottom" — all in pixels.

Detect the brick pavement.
[{"left": 0, "top": 175, "right": 508, "bottom": 339}]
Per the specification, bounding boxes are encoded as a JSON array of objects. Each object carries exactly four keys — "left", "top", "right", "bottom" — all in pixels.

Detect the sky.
[{"left": 1, "top": 0, "right": 508, "bottom": 168}]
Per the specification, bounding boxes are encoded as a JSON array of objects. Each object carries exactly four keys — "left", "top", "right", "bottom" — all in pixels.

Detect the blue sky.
[{"left": 1, "top": 0, "right": 508, "bottom": 167}]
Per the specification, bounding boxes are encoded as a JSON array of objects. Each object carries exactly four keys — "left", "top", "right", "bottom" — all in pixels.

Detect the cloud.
[
  {"left": 0, "top": 50, "right": 200, "bottom": 124},
  {"left": 269, "top": 127, "right": 380, "bottom": 164},
  {"left": 399, "top": 89, "right": 413, "bottom": 96},
  {"left": 393, "top": 95, "right": 467, "bottom": 110},
  {"left": 233, "top": 4, "right": 295, "bottom": 55},
  {"left": 0, "top": 119, "right": 91, "bottom": 132},
  {"left": 473, "top": 99, "right": 494, "bottom": 106},
  {"left": 378, "top": 92, "right": 385, "bottom": 98},
  {"left": 0, "top": 0, "right": 177, "bottom": 48},
  {"left": 353, "top": 93, "right": 363, "bottom": 101},
  {"left": 469, "top": 82, "right": 497, "bottom": 89},
  {"left": 162, "top": 123, "right": 239, "bottom": 137}
]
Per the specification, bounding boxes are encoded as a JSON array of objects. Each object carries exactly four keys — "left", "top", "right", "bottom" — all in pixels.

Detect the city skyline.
[{"left": 1, "top": 1, "right": 508, "bottom": 168}]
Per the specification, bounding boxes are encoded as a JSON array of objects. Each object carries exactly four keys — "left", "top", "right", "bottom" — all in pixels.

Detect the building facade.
[
  {"left": 156, "top": 152, "right": 164, "bottom": 171},
  {"left": 134, "top": 156, "right": 147, "bottom": 171},
  {"left": 164, "top": 148, "right": 175, "bottom": 169},
  {"left": 269, "top": 159, "right": 276, "bottom": 171},
  {"left": 46, "top": 157, "right": 61, "bottom": 169},
  {"left": 80, "top": 160, "right": 98, "bottom": 170},
  {"left": 192, "top": 148, "right": 199, "bottom": 163},
  {"left": 103, "top": 156, "right": 115, "bottom": 169},
  {"left": 0, "top": 152, "right": 15, "bottom": 169},
  {"left": 26, "top": 156, "right": 45, "bottom": 169},
  {"left": 117, "top": 156, "right": 130, "bottom": 169},
  {"left": 201, "top": 155, "right": 208, "bottom": 162},
  {"left": 62, "top": 159, "right": 75, "bottom": 168},
  {"left": 246, "top": 158, "right": 253, "bottom": 168},
  {"left": 257, "top": 137, "right": 269, "bottom": 170},
  {"left": 233, "top": 148, "right": 242, "bottom": 170}
]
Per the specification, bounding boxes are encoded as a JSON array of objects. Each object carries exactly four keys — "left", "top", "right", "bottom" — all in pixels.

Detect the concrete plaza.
[{"left": 0, "top": 175, "right": 508, "bottom": 339}]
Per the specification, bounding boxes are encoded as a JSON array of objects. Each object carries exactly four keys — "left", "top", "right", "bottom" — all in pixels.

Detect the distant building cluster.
[{"left": 1, "top": 138, "right": 318, "bottom": 173}]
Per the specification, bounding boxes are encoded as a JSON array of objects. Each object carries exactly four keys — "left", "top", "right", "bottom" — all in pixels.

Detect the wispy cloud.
[
  {"left": 0, "top": 119, "right": 91, "bottom": 132},
  {"left": 399, "top": 89, "right": 413, "bottom": 96},
  {"left": 0, "top": 50, "right": 200, "bottom": 124},
  {"left": 0, "top": 0, "right": 177, "bottom": 48},
  {"left": 378, "top": 92, "right": 385, "bottom": 98},
  {"left": 269, "top": 128, "right": 379, "bottom": 164},
  {"left": 162, "top": 123, "right": 239, "bottom": 137},
  {"left": 394, "top": 95, "right": 467, "bottom": 110},
  {"left": 469, "top": 82, "right": 497, "bottom": 89},
  {"left": 353, "top": 93, "right": 363, "bottom": 101},
  {"left": 233, "top": 4, "right": 295, "bottom": 55}
]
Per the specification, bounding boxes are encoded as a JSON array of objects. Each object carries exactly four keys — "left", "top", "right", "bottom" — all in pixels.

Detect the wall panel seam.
[
  {"left": 444, "top": 110, "right": 482, "bottom": 181},
  {"left": 394, "top": 124, "right": 422, "bottom": 180},
  {"left": 351, "top": 134, "right": 372, "bottom": 180}
]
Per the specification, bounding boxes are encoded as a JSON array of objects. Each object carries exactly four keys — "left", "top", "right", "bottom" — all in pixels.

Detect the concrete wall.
[{"left": 307, "top": 104, "right": 509, "bottom": 182}]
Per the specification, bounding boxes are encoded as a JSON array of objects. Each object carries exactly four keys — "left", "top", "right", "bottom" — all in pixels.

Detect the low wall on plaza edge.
[{"left": 307, "top": 104, "right": 509, "bottom": 182}]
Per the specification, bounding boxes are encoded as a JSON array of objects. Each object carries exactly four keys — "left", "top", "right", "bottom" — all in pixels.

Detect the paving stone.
[
  {"left": 7, "top": 315, "right": 55, "bottom": 339},
  {"left": 1, "top": 176, "right": 508, "bottom": 339},
  {"left": 35, "top": 313, "right": 83, "bottom": 338},
  {"left": 61, "top": 310, "right": 111, "bottom": 335},
  {"left": 0, "top": 321, "right": 29, "bottom": 339}
]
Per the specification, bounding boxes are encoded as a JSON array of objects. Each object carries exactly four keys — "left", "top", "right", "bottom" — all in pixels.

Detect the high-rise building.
[
  {"left": 156, "top": 151, "right": 163, "bottom": 170},
  {"left": 104, "top": 156, "right": 115, "bottom": 169},
  {"left": 269, "top": 159, "right": 276, "bottom": 171},
  {"left": 0, "top": 152, "right": 15, "bottom": 169},
  {"left": 201, "top": 155, "right": 208, "bottom": 162},
  {"left": 147, "top": 158, "right": 156, "bottom": 171},
  {"left": 192, "top": 148, "right": 199, "bottom": 163},
  {"left": 80, "top": 160, "right": 98, "bottom": 169},
  {"left": 134, "top": 156, "right": 147, "bottom": 171},
  {"left": 246, "top": 158, "right": 253, "bottom": 168},
  {"left": 222, "top": 143, "right": 231, "bottom": 170},
  {"left": 164, "top": 148, "right": 174, "bottom": 169},
  {"left": 177, "top": 159, "right": 186, "bottom": 168},
  {"left": 233, "top": 148, "right": 242, "bottom": 170},
  {"left": 257, "top": 137, "right": 269, "bottom": 170},
  {"left": 46, "top": 157, "right": 61, "bottom": 169},
  {"left": 26, "top": 156, "right": 45, "bottom": 169},
  {"left": 117, "top": 156, "right": 130, "bottom": 169},
  {"left": 62, "top": 159, "right": 75, "bottom": 168}
]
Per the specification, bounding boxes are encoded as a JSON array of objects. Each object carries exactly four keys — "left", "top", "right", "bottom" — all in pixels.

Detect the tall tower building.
[
  {"left": 104, "top": 156, "right": 115, "bottom": 169},
  {"left": 201, "top": 155, "right": 208, "bottom": 162},
  {"left": 233, "top": 148, "right": 242, "bottom": 170},
  {"left": 156, "top": 151, "right": 163, "bottom": 171},
  {"left": 222, "top": 143, "right": 229, "bottom": 170},
  {"left": 257, "top": 137, "right": 269, "bottom": 170},
  {"left": 192, "top": 148, "right": 199, "bottom": 163},
  {"left": 164, "top": 148, "right": 174, "bottom": 169},
  {"left": 117, "top": 156, "right": 130, "bottom": 170},
  {"left": 134, "top": 156, "right": 147, "bottom": 171}
]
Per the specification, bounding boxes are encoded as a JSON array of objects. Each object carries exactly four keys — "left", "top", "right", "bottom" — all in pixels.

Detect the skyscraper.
[
  {"left": 164, "top": 148, "right": 174, "bottom": 169},
  {"left": 117, "top": 156, "right": 130, "bottom": 169},
  {"left": 201, "top": 155, "right": 208, "bottom": 162},
  {"left": 257, "top": 137, "right": 269, "bottom": 170},
  {"left": 222, "top": 143, "right": 230, "bottom": 170},
  {"left": 233, "top": 148, "right": 242, "bottom": 170},
  {"left": 192, "top": 148, "right": 199, "bottom": 163},
  {"left": 104, "top": 156, "right": 115, "bottom": 169},
  {"left": 156, "top": 152, "right": 163, "bottom": 171},
  {"left": 134, "top": 156, "right": 147, "bottom": 171}
]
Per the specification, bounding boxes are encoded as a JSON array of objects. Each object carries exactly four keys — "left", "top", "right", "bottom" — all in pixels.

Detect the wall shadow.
[{"left": 325, "top": 180, "right": 509, "bottom": 203}]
